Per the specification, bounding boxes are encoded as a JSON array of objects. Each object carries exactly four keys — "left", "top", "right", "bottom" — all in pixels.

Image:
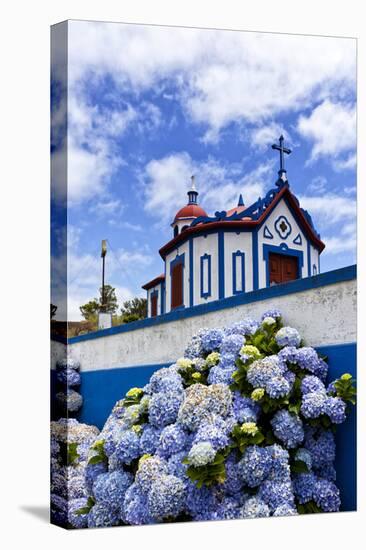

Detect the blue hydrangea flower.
[
  {"left": 186, "top": 483, "right": 218, "bottom": 520},
  {"left": 218, "top": 352, "right": 237, "bottom": 369},
  {"left": 313, "top": 479, "right": 341, "bottom": 512},
  {"left": 232, "top": 392, "right": 259, "bottom": 423},
  {"left": 87, "top": 502, "right": 120, "bottom": 528},
  {"left": 266, "top": 375, "right": 291, "bottom": 398},
  {"left": 325, "top": 397, "right": 346, "bottom": 424},
  {"left": 200, "top": 328, "right": 224, "bottom": 352},
  {"left": 68, "top": 498, "right": 89, "bottom": 528},
  {"left": 293, "top": 472, "right": 317, "bottom": 503},
  {"left": 315, "top": 463, "right": 337, "bottom": 481},
  {"left": 301, "top": 391, "right": 327, "bottom": 419},
  {"left": 261, "top": 309, "right": 282, "bottom": 321},
  {"left": 93, "top": 470, "right": 133, "bottom": 507},
  {"left": 224, "top": 318, "right": 259, "bottom": 337},
  {"left": 268, "top": 444, "right": 291, "bottom": 482},
  {"left": 273, "top": 504, "right": 298, "bottom": 516},
  {"left": 247, "top": 355, "right": 286, "bottom": 388},
  {"left": 207, "top": 365, "right": 236, "bottom": 385},
  {"left": 223, "top": 453, "right": 244, "bottom": 495},
  {"left": 275, "top": 327, "right": 301, "bottom": 348},
  {"left": 220, "top": 334, "right": 245, "bottom": 356},
  {"left": 278, "top": 346, "right": 298, "bottom": 364},
  {"left": 296, "top": 347, "right": 328, "bottom": 381},
  {"left": 271, "top": 410, "right": 304, "bottom": 448},
  {"left": 56, "top": 357, "right": 80, "bottom": 371},
  {"left": 304, "top": 427, "right": 336, "bottom": 468},
  {"left": 238, "top": 445, "right": 273, "bottom": 487},
  {"left": 178, "top": 383, "right": 232, "bottom": 431},
  {"left": 258, "top": 480, "right": 295, "bottom": 511},
  {"left": 140, "top": 425, "right": 163, "bottom": 455},
  {"left": 149, "top": 367, "right": 184, "bottom": 394},
  {"left": 184, "top": 334, "right": 204, "bottom": 359},
  {"left": 56, "top": 367, "right": 81, "bottom": 387},
  {"left": 85, "top": 461, "right": 108, "bottom": 494},
  {"left": 167, "top": 451, "right": 189, "bottom": 481},
  {"left": 148, "top": 390, "right": 183, "bottom": 427},
  {"left": 187, "top": 442, "right": 216, "bottom": 467},
  {"left": 147, "top": 474, "right": 186, "bottom": 520},
  {"left": 193, "top": 418, "right": 230, "bottom": 450},
  {"left": 114, "top": 430, "right": 141, "bottom": 464},
  {"left": 135, "top": 456, "right": 169, "bottom": 494},
  {"left": 209, "top": 496, "right": 242, "bottom": 521},
  {"left": 157, "top": 424, "right": 189, "bottom": 458},
  {"left": 240, "top": 496, "right": 270, "bottom": 518},
  {"left": 68, "top": 475, "right": 87, "bottom": 499},
  {"left": 122, "top": 484, "right": 154, "bottom": 525},
  {"left": 301, "top": 375, "right": 326, "bottom": 395}
]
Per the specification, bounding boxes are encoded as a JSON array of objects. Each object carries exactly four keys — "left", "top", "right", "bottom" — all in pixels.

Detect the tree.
[
  {"left": 120, "top": 297, "right": 147, "bottom": 323},
  {"left": 80, "top": 285, "right": 118, "bottom": 320}
]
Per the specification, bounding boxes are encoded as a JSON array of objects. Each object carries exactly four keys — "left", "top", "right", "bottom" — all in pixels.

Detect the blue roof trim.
[{"left": 61, "top": 265, "right": 356, "bottom": 344}]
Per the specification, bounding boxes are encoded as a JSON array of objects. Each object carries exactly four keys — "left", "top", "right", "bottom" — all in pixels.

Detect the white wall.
[
  {"left": 147, "top": 284, "right": 162, "bottom": 317},
  {"left": 257, "top": 198, "right": 309, "bottom": 288},
  {"left": 224, "top": 232, "right": 253, "bottom": 296},
  {"left": 193, "top": 233, "right": 219, "bottom": 305},
  {"left": 54, "top": 276, "right": 356, "bottom": 372}
]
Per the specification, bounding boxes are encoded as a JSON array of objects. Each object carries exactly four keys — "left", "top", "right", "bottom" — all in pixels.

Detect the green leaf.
[
  {"left": 88, "top": 455, "right": 104, "bottom": 465},
  {"left": 291, "top": 460, "right": 309, "bottom": 474},
  {"left": 67, "top": 442, "right": 79, "bottom": 466}
]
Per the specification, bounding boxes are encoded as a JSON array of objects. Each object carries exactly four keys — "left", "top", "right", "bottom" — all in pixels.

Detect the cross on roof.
[{"left": 272, "top": 135, "right": 291, "bottom": 179}]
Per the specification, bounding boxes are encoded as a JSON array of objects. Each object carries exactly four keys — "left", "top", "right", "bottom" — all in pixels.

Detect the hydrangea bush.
[{"left": 64, "top": 311, "right": 355, "bottom": 528}]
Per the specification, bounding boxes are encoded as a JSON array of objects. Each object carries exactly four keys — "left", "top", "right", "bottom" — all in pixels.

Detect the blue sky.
[{"left": 51, "top": 22, "right": 356, "bottom": 320}]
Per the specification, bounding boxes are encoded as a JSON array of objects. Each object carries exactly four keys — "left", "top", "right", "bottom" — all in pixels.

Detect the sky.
[{"left": 51, "top": 21, "right": 357, "bottom": 321}]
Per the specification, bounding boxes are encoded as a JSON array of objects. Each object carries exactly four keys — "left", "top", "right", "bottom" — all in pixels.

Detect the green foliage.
[
  {"left": 123, "top": 387, "right": 144, "bottom": 407},
  {"left": 88, "top": 440, "right": 108, "bottom": 465},
  {"left": 231, "top": 423, "right": 265, "bottom": 454},
  {"left": 67, "top": 442, "right": 80, "bottom": 466},
  {"left": 290, "top": 459, "right": 309, "bottom": 475},
  {"left": 80, "top": 285, "right": 119, "bottom": 320},
  {"left": 332, "top": 373, "right": 357, "bottom": 405},
  {"left": 183, "top": 449, "right": 229, "bottom": 488},
  {"left": 177, "top": 363, "right": 208, "bottom": 387},
  {"left": 120, "top": 297, "right": 147, "bottom": 322},
  {"left": 297, "top": 500, "right": 322, "bottom": 514},
  {"left": 75, "top": 496, "right": 95, "bottom": 516}
]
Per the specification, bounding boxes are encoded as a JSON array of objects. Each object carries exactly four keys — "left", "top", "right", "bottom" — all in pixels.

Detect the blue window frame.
[
  {"left": 200, "top": 253, "right": 211, "bottom": 298},
  {"left": 313, "top": 264, "right": 317, "bottom": 276},
  {"left": 232, "top": 250, "right": 245, "bottom": 294}
]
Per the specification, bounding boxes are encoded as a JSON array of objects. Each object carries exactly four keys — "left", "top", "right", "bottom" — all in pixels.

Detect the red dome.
[{"left": 174, "top": 203, "right": 207, "bottom": 221}]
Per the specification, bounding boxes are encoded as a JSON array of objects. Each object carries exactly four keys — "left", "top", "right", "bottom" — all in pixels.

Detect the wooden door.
[
  {"left": 171, "top": 263, "right": 183, "bottom": 309},
  {"left": 151, "top": 294, "right": 158, "bottom": 317},
  {"left": 269, "top": 253, "right": 298, "bottom": 285}
]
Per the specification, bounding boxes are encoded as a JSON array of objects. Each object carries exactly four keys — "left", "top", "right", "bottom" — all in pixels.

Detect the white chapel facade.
[{"left": 142, "top": 137, "right": 325, "bottom": 318}]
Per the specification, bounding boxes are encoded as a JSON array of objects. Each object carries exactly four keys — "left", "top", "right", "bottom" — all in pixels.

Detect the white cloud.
[
  {"left": 297, "top": 100, "right": 356, "bottom": 165},
  {"left": 141, "top": 151, "right": 275, "bottom": 225},
  {"left": 250, "top": 124, "right": 292, "bottom": 151},
  {"left": 298, "top": 192, "right": 356, "bottom": 256},
  {"left": 68, "top": 22, "right": 356, "bottom": 142}
]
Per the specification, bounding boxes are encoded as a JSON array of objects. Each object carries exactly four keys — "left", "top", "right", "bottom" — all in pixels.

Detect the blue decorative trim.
[
  {"left": 232, "top": 251, "right": 245, "bottom": 294},
  {"left": 200, "top": 253, "right": 212, "bottom": 299},
  {"left": 313, "top": 264, "right": 317, "bottom": 276},
  {"left": 274, "top": 215, "right": 292, "bottom": 239},
  {"left": 160, "top": 281, "right": 165, "bottom": 315},
  {"left": 293, "top": 233, "right": 302, "bottom": 245},
  {"left": 252, "top": 230, "right": 259, "bottom": 290},
  {"left": 62, "top": 265, "right": 356, "bottom": 344},
  {"left": 318, "top": 253, "right": 320, "bottom": 275},
  {"left": 150, "top": 289, "right": 158, "bottom": 317},
  {"left": 263, "top": 243, "right": 304, "bottom": 287},
  {"left": 263, "top": 225, "right": 274, "bottom": 239},
  {"left": 307, "top": 241, "right": 311, "bottom": 277},
  {"left": 190, "top": 180, "right": 288, "bottom": 226},
  {"left": 189, "top": 238, "right": 194, "bottom": 307},
  {"left": 218, "top": 232, "right": 225, "bottom": 299}
]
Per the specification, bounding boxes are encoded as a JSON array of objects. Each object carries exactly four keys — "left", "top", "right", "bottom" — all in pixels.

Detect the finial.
[
  {"left": 238, "top": 194, "right": 244, "bottom": 207},
  {"left": 190, "top": 174, "right": 196, "bottom": 191}
]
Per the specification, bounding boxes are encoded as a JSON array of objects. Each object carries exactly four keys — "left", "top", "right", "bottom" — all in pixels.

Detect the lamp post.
[{"left": 98, "top": 239, "right": 112, "bottom": 329}]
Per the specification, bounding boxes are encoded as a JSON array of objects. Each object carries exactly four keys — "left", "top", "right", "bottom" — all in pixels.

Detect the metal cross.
[{"left": 272, "top": 135, "right": 291, "bottom": 173}]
